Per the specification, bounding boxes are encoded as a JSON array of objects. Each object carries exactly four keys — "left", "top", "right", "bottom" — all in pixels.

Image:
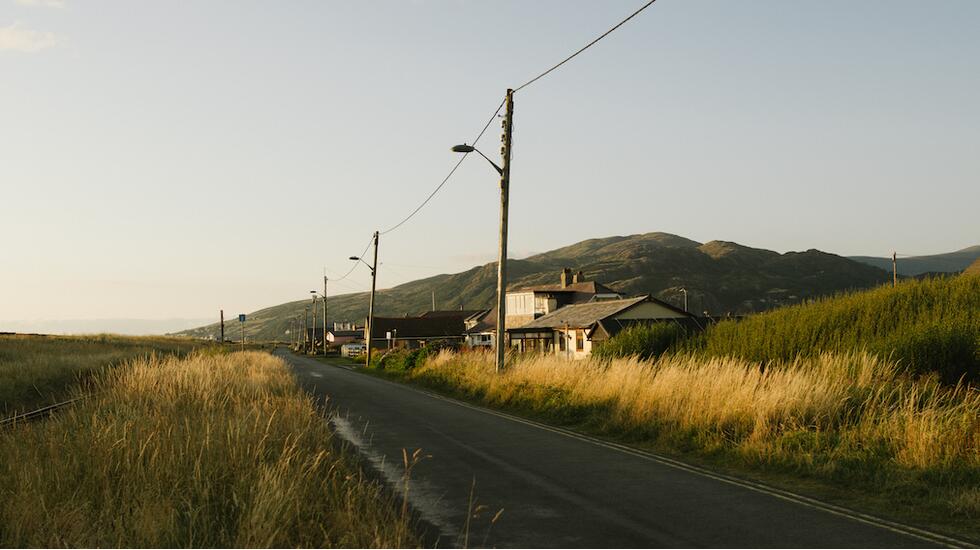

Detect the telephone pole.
[
  {"left": 323, "top": 275, "right": 327, "bottom": 357},
  {"left": 323, "top": 275, "right": 328, "bottom": 356},
  {"left": 366, "top": 231, "right": 379, "bottom": 368},
  {"left": 494, "top": 89, "right": 515, "bottom": 374},
  {"left": 310, "top": 292, "right": 317, "bottom": 354},
  {"left": 220, "top": 309, "right": 224, "bottom": 343},
  {"left": 892, "top": 251, "right": 898, "bottom": 287}
]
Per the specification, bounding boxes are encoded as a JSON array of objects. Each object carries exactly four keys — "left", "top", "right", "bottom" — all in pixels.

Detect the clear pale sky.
[{"left": 2, "top": 0, "right": 978, "bottom": 330}]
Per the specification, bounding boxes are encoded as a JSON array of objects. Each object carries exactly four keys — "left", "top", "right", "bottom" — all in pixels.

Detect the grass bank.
[
  {"left": 682, "top": 275, "right": 980, "bottom": 382},
  {"left": 377, "top": 349, "right": 980, "bottom": 541},
  {"left": 0, "top": 334, "right": 212, "bottom": 415},
  {"left": 0, "top": 351, "right": 418, "bottom": 547}
]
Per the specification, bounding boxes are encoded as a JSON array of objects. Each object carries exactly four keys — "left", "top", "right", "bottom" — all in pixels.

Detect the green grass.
[
  {"left": 605, "top": 276, "right": 980, "bottom": 383},
  {"left": 0, "top": 350, "right": 418, "bottom": 547},
  {"left": 0, "top": 334, "right": 215, "bottom": 415}
]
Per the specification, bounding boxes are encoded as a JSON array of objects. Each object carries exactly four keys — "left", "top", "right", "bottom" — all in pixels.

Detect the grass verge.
[
  {"left": 0, "top": 350, "right": 418, "bottom": 547},
  {"left": 367, "top": 349, "right": 980, "bottom": 542}
]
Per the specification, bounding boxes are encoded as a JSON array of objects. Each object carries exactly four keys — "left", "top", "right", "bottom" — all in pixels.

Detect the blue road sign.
[{"left": 238, "top": 314, "right": 246, "bottom": 322}]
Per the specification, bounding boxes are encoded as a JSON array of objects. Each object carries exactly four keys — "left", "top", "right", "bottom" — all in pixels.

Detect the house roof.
[
  {"left": 517, "top": 281, "right": 620, "bottom": 295},
  {"left": 464, "top": 308, "right": 497, "bottom": 334},
  {"left": 419, "top": 310, "right": 486, "bottom": 320},
  {"left": 591, "top": 317, "right": 707, "bottom": 340},
  {"left": 328, "top": 329, "right": 362, "bottom": 338},
  {"left": 509, "top": 296, "right": 650, "bottom": 331},
  {"left": 370, "top": 316, "right": 465, "bottom": 339}
]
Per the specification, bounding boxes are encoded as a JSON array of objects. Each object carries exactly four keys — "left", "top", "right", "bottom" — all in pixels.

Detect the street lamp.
[
  {"left": 680, "top": 288, "right": 688, "bottom": 313},
  {"left": 452, "top": 89, "right": 514, "bottom": 375}
]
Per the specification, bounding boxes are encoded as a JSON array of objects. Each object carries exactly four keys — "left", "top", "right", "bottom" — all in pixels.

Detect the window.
[
  {"left": 558, "top": 332, "right": 566, "bottom": 351},
  {"left": 575, "top": 330, "right": 584, "bottom": 351}
]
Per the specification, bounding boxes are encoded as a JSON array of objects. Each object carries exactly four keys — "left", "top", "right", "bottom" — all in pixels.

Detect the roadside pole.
[
  {"left": 323, "top": 275, "right": 328, "bottom": 357},
  {"left": 220, "top": 309, "right": 225, "bottom": 343},
  {"left": 892, "top": 251, "right": 897, "bottom": 287},
  {"left": 366, "top": 231, "right": 379, "bottom": 368},
  {"left": 494, "top": 89, "right": 515, "bottom": 374},
  {"left": 239, "top": 313, "right": 246, "bottom": 353},
  {"left": 310, "top": 293, "right": 317, "bottom": 355},
  {"left": 323, "top": 275, "right": 327, "bottom": 357}
]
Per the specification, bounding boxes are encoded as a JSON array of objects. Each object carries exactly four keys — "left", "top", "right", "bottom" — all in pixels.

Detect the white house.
[{"left": 507, "top": 295, "right": 695, "bottom": 359}]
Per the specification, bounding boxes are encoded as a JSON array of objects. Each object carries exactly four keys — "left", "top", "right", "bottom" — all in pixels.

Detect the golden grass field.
[
  {"left": 398, "top": 349, "right": 980, "bottom": 538},
  {"left": 0, "top": 334, "right": 209, "bottom": 415},
  {"left": 0, "top": 350, "right": 417, "bottom": 548}
]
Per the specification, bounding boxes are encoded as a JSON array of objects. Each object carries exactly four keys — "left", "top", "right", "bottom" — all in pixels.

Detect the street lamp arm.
[
  {"left": 349, "top": 256, "right": 376, "bottom": 273},
  {"left": 452, "top": 143, "right": 503, "bottom": 175}
]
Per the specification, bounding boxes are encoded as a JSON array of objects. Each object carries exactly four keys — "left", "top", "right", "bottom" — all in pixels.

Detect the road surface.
[{"left": 278, "top": 350, "right": 962, "bottom": 548}]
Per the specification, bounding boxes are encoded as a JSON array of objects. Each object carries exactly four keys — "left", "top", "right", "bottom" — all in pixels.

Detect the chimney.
[
  {"left": 560, "top": 268, "right": 572, "bottom": 288},
  {"left": 573, "top": 270, "right": 584, "bottom": 284}
]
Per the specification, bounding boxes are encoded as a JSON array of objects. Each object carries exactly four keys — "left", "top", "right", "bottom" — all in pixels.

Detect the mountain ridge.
[
  {"left": 849, "top": 246, "right": 980, "bottom": 276},
  {"left": 176, "top": 232, "right": 913, "bottom": 342}
]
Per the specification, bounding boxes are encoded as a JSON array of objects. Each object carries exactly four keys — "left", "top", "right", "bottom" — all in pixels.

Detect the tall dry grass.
[
  {"left": 410, "top": 350, "right": 980, "bottom": 521},
  {"left": 0, "top": 333, "right": 210, "bottom": 415},
  {"left": 0, "top": 351, "right": 417, "bottom": 548}
]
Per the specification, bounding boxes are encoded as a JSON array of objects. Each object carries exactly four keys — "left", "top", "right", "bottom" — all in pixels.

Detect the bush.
[{"left": 593, "top": 322, "right": 689, "bottom": 361}]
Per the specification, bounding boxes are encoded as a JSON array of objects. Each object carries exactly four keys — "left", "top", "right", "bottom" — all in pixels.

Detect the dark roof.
[
  {"left": 419, "top": 310, "right": 486, "bottom": 320},
  {"left": 517, "top": 281, "right": 620, "bottom": 295},
  {"left": 510, "top": 295, "right": 693, "bottom": 332},
  {"left": 370, "top": 316, "right": 465, "bottom": 339},
  {"left": 510, "top": 296, "right": 649, "bottom": 331},
  {"left": 328, "top": 329, "right": 362, "bottom": 337},
  {"left": 464, "top": 308, "right": 497, "bottom": 334},
  {"left": 591, "top": 317, "right": 708, "bottom": 340}
]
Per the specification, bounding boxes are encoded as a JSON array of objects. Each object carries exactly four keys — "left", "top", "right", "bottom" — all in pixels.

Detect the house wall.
[{"left": 552, "top": 328, "right": 591, "bottom": 360}]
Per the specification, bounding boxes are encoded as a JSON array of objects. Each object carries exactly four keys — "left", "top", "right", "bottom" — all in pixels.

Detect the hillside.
[
  {"left": 177, "top": 232, "right": 894, "bottom": 342},
  {"left": 850, "top": 245, "right": 980, "bottom": 276},
  {"left": 681, "top": 275, "right": 980, "bottom": 382}
]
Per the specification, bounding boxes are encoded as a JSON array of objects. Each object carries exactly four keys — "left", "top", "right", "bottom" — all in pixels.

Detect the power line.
[
  {"left": 379, "top": 98, "right": 506, "bottom": 235},
  {"left": 514, "top": 0, "right": 659, "bottom": 93},
  {"left": 330, "top": 235, "right": 374, "bottom": 282}
]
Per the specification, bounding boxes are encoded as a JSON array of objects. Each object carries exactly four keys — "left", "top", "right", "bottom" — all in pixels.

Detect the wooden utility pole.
[
  {"left": 323, "top": 275, "right": 327, "bottom": 357},
  {"left": 892, "top": 251, "right": 898, "bottom": 287},
  {"left": 310, "top": 294, "right": 317, "bottom": 354},
  {"left": 366, "top": 231, "right": 379, "bottom": 368},
  {"left": 494, "top": 89, "right": 515, "bottom": 374},
  {"left": 323, "top": 275, "right": 328, "bottom": 357},
  {"left": 304, "top": 306, "right": 310, "bottom": 352},
  {"left": 220, "top": 309, "right": 224, "bottom": 343}
]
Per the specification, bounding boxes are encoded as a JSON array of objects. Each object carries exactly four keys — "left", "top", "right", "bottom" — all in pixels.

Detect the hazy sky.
[{"left": 2, "top": 0, "right": 978, "bottom": 328}]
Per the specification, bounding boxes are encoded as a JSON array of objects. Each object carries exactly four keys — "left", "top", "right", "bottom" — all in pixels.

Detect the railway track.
[{"left": 0, "top": 396, "right": 88, "bottom": 430}]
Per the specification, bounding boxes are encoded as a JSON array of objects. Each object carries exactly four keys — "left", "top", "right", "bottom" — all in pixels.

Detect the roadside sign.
[
  {"left": 238, "top": 314, "right": 246, "bottom": 322},
  {"left": 386, "top": 331, "right": 392, "bottom": 340}
]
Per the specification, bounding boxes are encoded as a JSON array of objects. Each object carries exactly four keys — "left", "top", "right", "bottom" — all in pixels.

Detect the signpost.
[{"left": 238, "top": 314, "right": 246, "bottom": 352}]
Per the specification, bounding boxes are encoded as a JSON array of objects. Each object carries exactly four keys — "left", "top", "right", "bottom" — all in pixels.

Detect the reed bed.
[
  {"left": 0, "top": 351, "right": 417, "bottom": 548},
  {"left": 408, "top": 350, "right": 980, "bottom": 525}
]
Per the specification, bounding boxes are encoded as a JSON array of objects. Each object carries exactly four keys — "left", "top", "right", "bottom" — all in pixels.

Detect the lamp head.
[
  {"left": 451, "top": 144, "right": 475, "bottom": 153},
  {"left": 349, "top": 256, "right": 359, "bottom": 261}
]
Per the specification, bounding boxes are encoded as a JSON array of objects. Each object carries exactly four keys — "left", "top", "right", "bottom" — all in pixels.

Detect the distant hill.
[
  {"left": 176, "top": 232, "right": 893, "bottom": 342},
  {"left": 849, "top": 246, "right": 980, "bottom": 276}
]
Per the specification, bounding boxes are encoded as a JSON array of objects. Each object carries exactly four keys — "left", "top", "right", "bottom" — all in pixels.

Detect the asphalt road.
[{"left": 278, "top": 350, "right": 960, "bottom": 548}]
